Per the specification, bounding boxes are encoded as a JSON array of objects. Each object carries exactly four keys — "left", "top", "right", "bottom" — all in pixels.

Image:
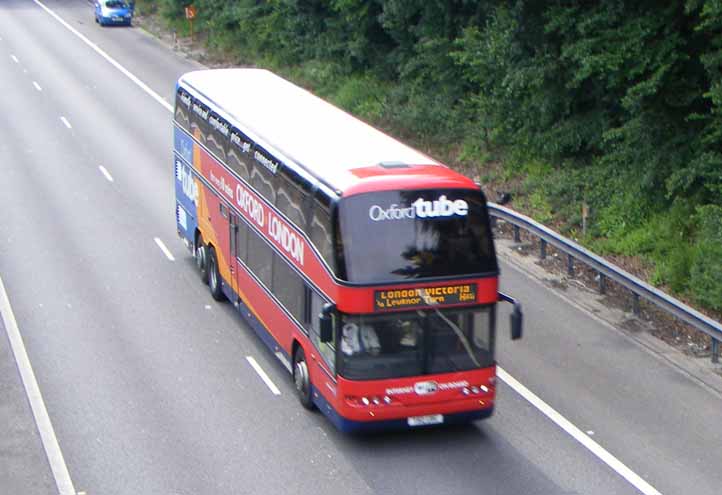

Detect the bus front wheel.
[
  {"left": 293, "top": 347, "right": 314, "bottom": 410},
  {"left": 207, "top": 246, "right": 225, "bottom": 302}
]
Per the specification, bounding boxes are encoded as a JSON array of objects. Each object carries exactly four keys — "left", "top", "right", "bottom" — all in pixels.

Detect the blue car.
[{"left": 94, "top": 0, "right": 133, "bottom": 27}]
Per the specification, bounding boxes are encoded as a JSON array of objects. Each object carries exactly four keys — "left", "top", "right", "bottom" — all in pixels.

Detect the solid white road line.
[
  {"left": 32, "top": 2, "right": 666, "bottom": 494},
  {"left": 11, "top": 54, "right": 19, "bottom": 63},
  {"left": 246, "top": 356, "right": 282, "bottom": 395},
  {"left": 33, "top": 0, "right": 173, "bottom": 113},
  {"left": 60, "top": 116, "right": 72, "bottom": 129},
  {"left": 33, "top": 81, "right": 42, "bottom": 91},
  {"left": 0, "top": 276, "right": 77, "bottom": 495},
  {"left": 98, "top": 165, "right": 114, "bottom": 182},
  {"left": 154, "top": 237, "right": 175, "bottom": 261},
  {"left": 497, "top": 367, "right": 663, "bottom": 495}
]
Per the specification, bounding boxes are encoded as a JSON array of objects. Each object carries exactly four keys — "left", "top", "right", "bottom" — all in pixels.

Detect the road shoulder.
[
  {"left": 0, "top": 316, "right": 56, "bottom": 494},
  {"left": 496, "top": 237, "right": 722, "bottom": 399}
]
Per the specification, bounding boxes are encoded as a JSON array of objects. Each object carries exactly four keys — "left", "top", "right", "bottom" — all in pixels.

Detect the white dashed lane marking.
[
  {"left": 98, "top": 166, "right": 114, "bottom": 182},
  {"left": 154, "top": 237, "right": 175, "bottom": 261},
  {"left": 246, "top": 356, "right": 282, "bottom": 396}
]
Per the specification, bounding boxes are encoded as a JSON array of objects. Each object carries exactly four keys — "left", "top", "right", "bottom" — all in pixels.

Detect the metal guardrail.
[{"left": 488, "top": 203, "right": 722, "bottom": 364}]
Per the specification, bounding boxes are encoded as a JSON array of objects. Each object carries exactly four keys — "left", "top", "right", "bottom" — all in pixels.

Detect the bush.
[
  {"left": 333, "top": 76, "right": 387, "bottom": 121},
  {"left": 142, "top": 0, "right": 722, "bottom": 313},
  {"left": 690, "top": 205, "right": 722, "bottom": 311}
]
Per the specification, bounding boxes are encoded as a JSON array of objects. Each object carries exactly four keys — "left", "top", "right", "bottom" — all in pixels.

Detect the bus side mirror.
[
  {"left": 510, "top": 303, "right": 523, "bottom": 340},
  {"left": 319, "top": 303, "right": 336, "bottom": 343},
  {"left": 499, "top": 292, "right": 523, "bottom": 340}
]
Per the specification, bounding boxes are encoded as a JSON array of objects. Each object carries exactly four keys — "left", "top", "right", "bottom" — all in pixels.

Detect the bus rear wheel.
[
  {"left": 207, "top": 246, "right": 225, "bottom": 302},
  {"left": 293, "top": 347, "right": 314, "bottom": 410},
  {"left": 195, "top": 238, "right": 209, "bottom": 284}
]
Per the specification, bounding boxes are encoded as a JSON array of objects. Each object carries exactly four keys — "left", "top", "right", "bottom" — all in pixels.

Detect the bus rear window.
[{"left": 337, "top": 189, "right": 497, "bottom": 283}]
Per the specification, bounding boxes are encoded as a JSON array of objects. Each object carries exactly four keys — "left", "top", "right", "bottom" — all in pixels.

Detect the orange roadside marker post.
[{"left": 184, "top": 5, "right": 197, "bottom": 42}]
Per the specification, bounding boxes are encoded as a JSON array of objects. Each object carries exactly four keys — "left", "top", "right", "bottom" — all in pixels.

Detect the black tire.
[
  {"left": 293, "top": 346, "right": 314, "bottom": 410},
  {"left": 195, "top": 238, "right": 209, "bottom": 284},
  {"left": 207, "top": 246, "right": 225, "bottom": 302}
]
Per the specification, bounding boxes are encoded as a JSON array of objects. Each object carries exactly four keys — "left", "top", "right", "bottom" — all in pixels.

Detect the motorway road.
[{"left": 0, "top": 1, "right": 721, "bottom": 494}]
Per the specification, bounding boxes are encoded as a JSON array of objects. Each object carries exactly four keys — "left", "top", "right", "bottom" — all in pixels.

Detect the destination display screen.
[{"left": 374, "top": 283, "right": 477, "bottom": 311}]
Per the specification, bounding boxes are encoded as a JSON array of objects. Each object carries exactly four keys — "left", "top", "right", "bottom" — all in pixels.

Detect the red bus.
[{"left": 173, "top": 69, "right": 522, "bottom": 432}]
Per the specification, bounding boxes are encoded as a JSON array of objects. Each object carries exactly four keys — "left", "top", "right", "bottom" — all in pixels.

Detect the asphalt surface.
[
  {"left": 0, "top": 1, "right": 721, "bottom": 494},
  {"left": 0, "top": 317, "right": 57, "bottom": 493}
]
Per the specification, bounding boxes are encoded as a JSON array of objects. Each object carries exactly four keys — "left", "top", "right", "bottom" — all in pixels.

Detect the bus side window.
[
  {"left": 309, "top": 291, "right": 335, "bottom": 374},
  {"left": 190, "top": 98, "right": 210, "bottom": 144},
  {"left": 228, "top": 148, "right": 250, "bottom": 181},
  {"left": 174, "top": 88, "right": 191, "bottom": 132},
  {"left": 272, "top": 253, "right": 304, "bottom": 322},
  {"left": 228, "top": 128, "right": 251, "bottom": 181},
  {"left": 246, "top": 227, "right": 273, "bottom": 288},
  {"left": 207, "top": 112, "right": 229, "bottom": 162},
  {"left": 251, "top": 167, "right": 276, "bottom": 204},
  {"left": 250, "top": 146, "right": 279, "bottom": 204},
  {"left": 276, "top": 168, "right": 309, "bottom": 229},
  {"left": 309, "top": 193, "right": 334, "bottom": 272}
]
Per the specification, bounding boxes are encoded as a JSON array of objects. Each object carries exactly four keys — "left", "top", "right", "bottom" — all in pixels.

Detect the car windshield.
[
  {"left": 105, "top": 1, "right": 128, "bottom": 8},
  {"left": 338, "top": 306, "right": 495, "bottom": 381}
]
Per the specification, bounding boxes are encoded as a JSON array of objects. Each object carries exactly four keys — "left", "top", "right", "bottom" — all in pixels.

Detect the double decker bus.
[{"left": 173, "top": 69, "right": 522, "bottom": 432}]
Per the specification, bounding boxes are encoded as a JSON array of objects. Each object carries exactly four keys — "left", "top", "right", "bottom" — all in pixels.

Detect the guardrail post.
[
  {"left": 513, "top": 225, "right": 521, "bottom": 243},
  {"left": 491, "top": 217, "right": 497, "bottom": 230},
  {"left": 632, "top": 292, "right": 640, "bottom": 316},
  {"left": 712, "top": 338, "right": 719, "bottom": 364},
  {"left": 540, "top": 239, "right": 547, "bottom": 260},
  {"left": 598, "top": 273, "right": 606, "bottom": 295},
  {"left": 567, "top": 255, "right": 574, "bottom": 276}
]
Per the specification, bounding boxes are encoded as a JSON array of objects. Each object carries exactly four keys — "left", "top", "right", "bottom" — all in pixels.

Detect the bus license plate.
[{"left": 407, "top": 414, "right": 443, "bottom": 427}]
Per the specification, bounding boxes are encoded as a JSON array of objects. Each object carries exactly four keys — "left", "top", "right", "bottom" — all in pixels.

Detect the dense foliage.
[{"left": 143, "top": 0, "right": 721, "bottom": 311}]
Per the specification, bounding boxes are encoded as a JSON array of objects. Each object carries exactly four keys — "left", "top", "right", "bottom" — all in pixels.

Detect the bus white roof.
[{"left": 178, "top": 69, "right": 442, "bottom": 192}]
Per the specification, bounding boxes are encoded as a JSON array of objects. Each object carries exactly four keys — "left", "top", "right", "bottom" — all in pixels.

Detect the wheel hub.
[
  {"left": 210, "top": 265, "right": 217, "bottom": 288},
  {"left": 295, "top": 360, "right": 308, "bottom": 393},
  {"left": 196, "top": 245, "right": 205, "bottom": 270}
]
